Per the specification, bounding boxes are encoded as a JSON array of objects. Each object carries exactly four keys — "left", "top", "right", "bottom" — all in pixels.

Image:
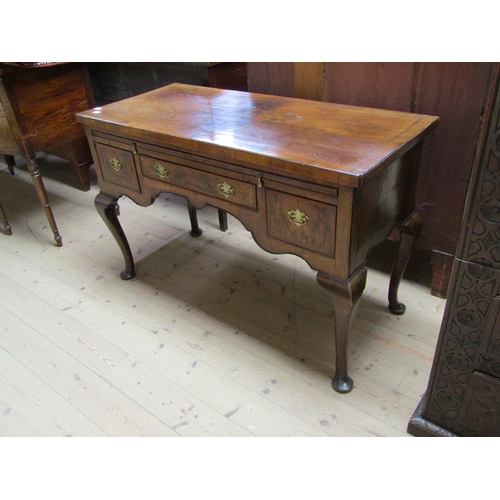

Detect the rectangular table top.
[{"left": 77, "top": 83, "right": 439, "bottom": 187}]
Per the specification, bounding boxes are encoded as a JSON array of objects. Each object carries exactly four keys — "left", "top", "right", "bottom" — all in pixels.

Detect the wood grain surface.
[{"left": 77, "top": 83, "right": 438, "bottom": 187}]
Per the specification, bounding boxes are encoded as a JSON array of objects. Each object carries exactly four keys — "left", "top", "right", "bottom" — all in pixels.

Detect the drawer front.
[
  {"left": 266, "top": 189, "right": 337, "bottom": 257},
  {"left": 95, "top": 142, "right": 141, "bottom": 192},
  {"left": 140, "top": 154, "right": 257, "bottom": 209}
]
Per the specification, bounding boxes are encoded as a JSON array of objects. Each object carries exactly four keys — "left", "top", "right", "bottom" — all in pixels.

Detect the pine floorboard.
[{"left": 0, "top": 153, "right": 446, "bottom": 437}]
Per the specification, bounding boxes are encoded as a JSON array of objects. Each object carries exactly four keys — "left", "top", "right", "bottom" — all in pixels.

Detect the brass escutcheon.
[
  {"left": 217, "top": 180, "right": 235, "bottom": 198},
  {"left": 287, "top": 208, "right": 309, "bottom": 227},
  {"left": 109, "top": 157, "right": 122, "bottom": 171},
  {"left": 154, "top": 163, "right": 169, "bottom": 179}
]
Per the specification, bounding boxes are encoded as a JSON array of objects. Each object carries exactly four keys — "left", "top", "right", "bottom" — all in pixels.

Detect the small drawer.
[
  {"left": 94, "top": 142, "right": 141, "bottom": 193},
  {"left": 266, "top": 189, "right": 337, "bottom": 257},
  {"left": 140, "top": 154, "right": 257, "bottom": 210}
]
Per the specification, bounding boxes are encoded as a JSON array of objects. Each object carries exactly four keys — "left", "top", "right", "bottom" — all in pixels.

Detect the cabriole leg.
[
  {"left": 94, "top": 192, "right": 135, "bottom": 280},
  {"left": 317, "top": 266, "right": 367, "bottom": 393},
  {"left": 388, "top": 212, "right": 422, "bottom": 315}
]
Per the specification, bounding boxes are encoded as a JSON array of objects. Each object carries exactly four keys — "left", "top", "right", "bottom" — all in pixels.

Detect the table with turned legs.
[{"left": 0, "top": 62, "right": 95, "bottom": 245}]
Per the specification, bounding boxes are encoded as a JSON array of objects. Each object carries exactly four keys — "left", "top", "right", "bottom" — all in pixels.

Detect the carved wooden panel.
[
  {"left": 482, "top": 296, "right": 500, "bottom": 357},
  {"left": 459, "top": 372, "right": 500, "bottom": 436},
  {"left": 460, "top": 96, "right": 500, "bottom": 271},
  {"left": 424, "top": 262, "right": 500, "bottom": 434},
  {"left": 421, "top": 70, "right": 500, "bottom": 435}
]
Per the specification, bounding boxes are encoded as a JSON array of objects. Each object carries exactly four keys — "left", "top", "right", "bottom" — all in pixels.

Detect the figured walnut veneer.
[{"left": 77, "top": 83, "right": 438, "bottom": 393}]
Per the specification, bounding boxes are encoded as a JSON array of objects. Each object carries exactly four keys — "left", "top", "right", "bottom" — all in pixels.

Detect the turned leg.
[
  {"left": 187, "top": 202, "right": 228, "bottom": 235},
  {"left": 27, "top": 158, "right": 62, "bottom": 247},
  {"left": 218, "top": 209, "right": 228, "bottom": 232},
  {"left": 0, "top": 201, "right": 12, "bottom": 235},
  {"left": 317, "top": 266, "right": 367, "bottom": 393},
  {"left": 4, "top": 155, "right": 15, "bottom": 175},
  {"left": 94, "top": 192, "right": 135, "bottom": 280},
  {"left": 388, "top": 212, "right": 422, "bottom": 315},
  {"left": 186, "top": 201, "right": 203, "bottom": 237}
]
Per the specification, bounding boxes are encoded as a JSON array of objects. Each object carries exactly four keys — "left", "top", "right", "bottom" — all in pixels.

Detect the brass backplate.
[
  {"left": 217, "top": 180, "right": 235, "bottom": 198},
  {"left": 154, "top": 163, "right": 169, "bottom": 179},
  {"left": 109, "top": 157, "right": 122, "bottom": 171},
  {"left": 287, "top": 208, "right": 309, "bottom": 227}
]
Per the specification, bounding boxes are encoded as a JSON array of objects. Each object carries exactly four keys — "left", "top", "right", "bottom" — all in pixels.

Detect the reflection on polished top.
[{"left": 77, "top": 83, "right": 439, "bottom": 187}]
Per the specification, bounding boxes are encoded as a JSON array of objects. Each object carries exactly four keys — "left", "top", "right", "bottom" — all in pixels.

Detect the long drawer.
[
  {"left": 138, "top": 152, "right": 257, "bottom": 210},
  {"left": 92, "top": 134, "right": 258, "bottom": 210}
]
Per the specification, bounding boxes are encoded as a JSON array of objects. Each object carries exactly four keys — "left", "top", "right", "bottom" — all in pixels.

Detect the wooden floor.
[{"left": 0, "top": 153, "right": 445, "bottom": 437}]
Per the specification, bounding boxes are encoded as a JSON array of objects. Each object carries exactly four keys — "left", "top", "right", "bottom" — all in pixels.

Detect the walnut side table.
[{"left": 77, "top": 84, "right": 438, "bottom": 393}]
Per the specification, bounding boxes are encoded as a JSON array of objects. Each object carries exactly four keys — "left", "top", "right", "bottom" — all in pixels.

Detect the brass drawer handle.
[
  {"left": 287, "top": 208, "right": 309, "bottom": 227},
  {"left": 217, "top": 180, "right": 235, "bottom": 198},
  {"left": 109, "top": 157, "right": 122, "bottom": 171},
  {"left": 154, "top": 163, "right": 169, "bottom": 179}
]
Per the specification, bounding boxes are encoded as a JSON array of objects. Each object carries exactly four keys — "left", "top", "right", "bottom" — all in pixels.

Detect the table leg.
[
  {"left": 0, "top": 201, "right": 12, "bottom": 235},
  {"left": 186, "top": 201, "right": 203, "bottom": 237},
  {"left": 3, "top": 155, "right": 15, "bottom": 175},
  {"left": 187, "top": 202, "right": 229, "bottom": 235},
  {"left": 388, "top": 212, "right": 422, "bottom": 315},
  {"left": 94, "top": 192, "right": 135, "bottom": 280},
  {"left": 317, "top": 265, "right": 367, "bottom": 393},
  {"left": 218, "top": 209, "right": 228, "bottom": 232},
  {"left": 27, "top": 158, "right": 62, "bottom": 247}
]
